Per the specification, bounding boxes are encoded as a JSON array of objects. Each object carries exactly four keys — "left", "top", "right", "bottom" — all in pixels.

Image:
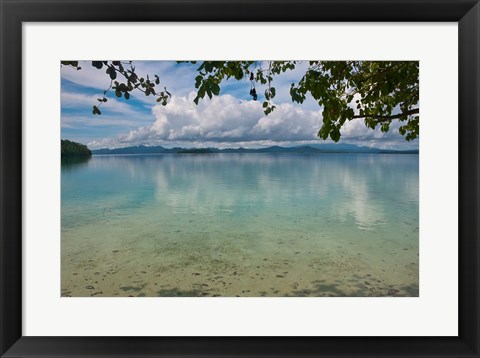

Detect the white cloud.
[
  {"left": 61, "top": 61, "right": 418, "bottom": 150},
  {"left": 61, "top": 61, "right": 199, "bottom": 102},
  {"left": 61, "top": 63, "right": 112, "bottom": 90},
  {"left": 61, "top": 114, "right": 148, "bottom": 129},
  {"left": 87, "top": 92, "right": 416, "bottom": 150},
  {"left": 110, "top": 93, "right": 323, "bottom": 145},
  {"left": 61, "top": 92, "right": 139, "bottom": 115}
]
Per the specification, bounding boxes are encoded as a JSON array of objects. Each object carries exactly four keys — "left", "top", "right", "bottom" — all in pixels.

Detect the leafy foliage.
[
  {"left": 292, "top": 61, "right": 418, "bottom": 142},
  {"left": 182, "top": 61, "right": 419, "bottom": 142},
  {"left": 61, "top": 139, "right": 92, "bottom": 157},
  {"left": 61, "top": 61, "right": 172, "bottom": 115},
  {"left": 62, "top": 60, "right": 419, "bottom": 142}
]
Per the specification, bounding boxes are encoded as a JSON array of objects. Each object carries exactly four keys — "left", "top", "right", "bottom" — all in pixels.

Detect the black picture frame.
[{"left": 1, "top": 0, "right": 479, "bottom": 357}]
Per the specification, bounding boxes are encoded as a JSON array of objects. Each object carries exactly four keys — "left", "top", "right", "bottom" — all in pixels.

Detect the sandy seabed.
[
  {"left": 61, "top": 214, "right": 419, "bottom": 297},
  {"left": 61, "top": 153, "right": 419, "bottom": 297}
]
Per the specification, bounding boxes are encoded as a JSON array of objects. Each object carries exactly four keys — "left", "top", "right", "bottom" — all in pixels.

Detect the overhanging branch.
[{"left": 352, "top": 108, "right": 419, "bottom": 122}]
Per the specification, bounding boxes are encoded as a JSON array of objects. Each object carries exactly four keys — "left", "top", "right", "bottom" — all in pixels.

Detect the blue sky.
[{"left": 61, "top": 61, "right": 419, "bottom": 150}]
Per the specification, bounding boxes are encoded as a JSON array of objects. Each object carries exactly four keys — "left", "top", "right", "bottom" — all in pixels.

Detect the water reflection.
[
  {"left": 63, "top": 153, "right": 418, "bottom": 232},
  {"left": 61, "top": 153, "right": 419, "bottom": 297},
  {"left": 61, "top": 155, "right": 91, "bottom": 171}
]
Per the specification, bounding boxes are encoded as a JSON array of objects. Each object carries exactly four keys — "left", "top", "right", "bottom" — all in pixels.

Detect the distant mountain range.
[{"left": 92, "top": 144, "right": 418, "bottom": 155}]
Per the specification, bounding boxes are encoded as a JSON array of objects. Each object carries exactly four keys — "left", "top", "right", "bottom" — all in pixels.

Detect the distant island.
[
  {"left": 61, "top": 139, "right": 92, "bottom": 157},
  {"left": 92, "top": 144, "right": 418, "bottom": 155}
]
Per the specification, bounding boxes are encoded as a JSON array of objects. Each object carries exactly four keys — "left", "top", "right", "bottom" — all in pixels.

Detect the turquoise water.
[{"left": 61, "top": 153, "right": 419, "bottom": 297}]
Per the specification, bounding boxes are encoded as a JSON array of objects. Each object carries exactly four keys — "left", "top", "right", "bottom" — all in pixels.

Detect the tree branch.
[
  {"left": 357, "top": 62, "right": 407, "bottom": 85},
  {"left": 352, "top": 108, "right": 419, "bottom": 122}
]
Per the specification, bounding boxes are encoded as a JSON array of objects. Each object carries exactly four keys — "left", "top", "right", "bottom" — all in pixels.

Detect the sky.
[{"left": 61, "top": 61, "right": 419, "bottom": 150}]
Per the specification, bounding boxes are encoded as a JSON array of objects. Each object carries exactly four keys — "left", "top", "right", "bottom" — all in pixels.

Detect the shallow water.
[{"left": 61, "top": 153, "right": 419, "bottom": 297}]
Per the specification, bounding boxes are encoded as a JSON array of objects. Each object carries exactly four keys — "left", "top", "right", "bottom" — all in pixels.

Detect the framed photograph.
[{"left": 1, "top": 0, "right": 479, "bottom": 357}]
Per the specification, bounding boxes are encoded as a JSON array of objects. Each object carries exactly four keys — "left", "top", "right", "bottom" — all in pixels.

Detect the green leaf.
[
  {"left": 205, "top": 62, "right": 213, "bottom": 72},
  {"left": 234, "top": 68, "right": 244, "bottom": 80},
  {"left": 330, "top": 129, "right": 340, "bottom": 142},
  {"left": 346, "top": 108, "right": 354, "bottom": 118},
  {"left": 318, "top": 126, "right": 328, "bottom": 140},
  {"left": 106, "top": 67, "right": 117, "bottom": 80},
  {"left": 60, "top": 61, "right": 78, "bottom": 69},
  {"left": 211, "top": 83, "right": 220, "bottom": 96},
  {"left": 198, "top": 86, "right": 205, "bottom": 99},
  {"left": 125, "top": 92, "right": 130, "bottom": 100}
]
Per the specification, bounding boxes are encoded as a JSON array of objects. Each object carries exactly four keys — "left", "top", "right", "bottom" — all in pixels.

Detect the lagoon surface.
[{"left": 61, "top": 153, "right": 419, "bottom": 297}]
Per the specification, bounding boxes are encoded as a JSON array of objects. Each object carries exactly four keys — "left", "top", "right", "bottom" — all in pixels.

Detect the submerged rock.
[{"left": 387, "top": 288, "right": 400, "bottom": 295}]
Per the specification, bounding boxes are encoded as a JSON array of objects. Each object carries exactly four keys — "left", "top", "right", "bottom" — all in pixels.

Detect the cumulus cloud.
[
  {"left": 87, "top": 92, "right": 417, "bottom": 150},
  {"left": 88, "top": 93, "right": 323, "bottom": 147}
]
